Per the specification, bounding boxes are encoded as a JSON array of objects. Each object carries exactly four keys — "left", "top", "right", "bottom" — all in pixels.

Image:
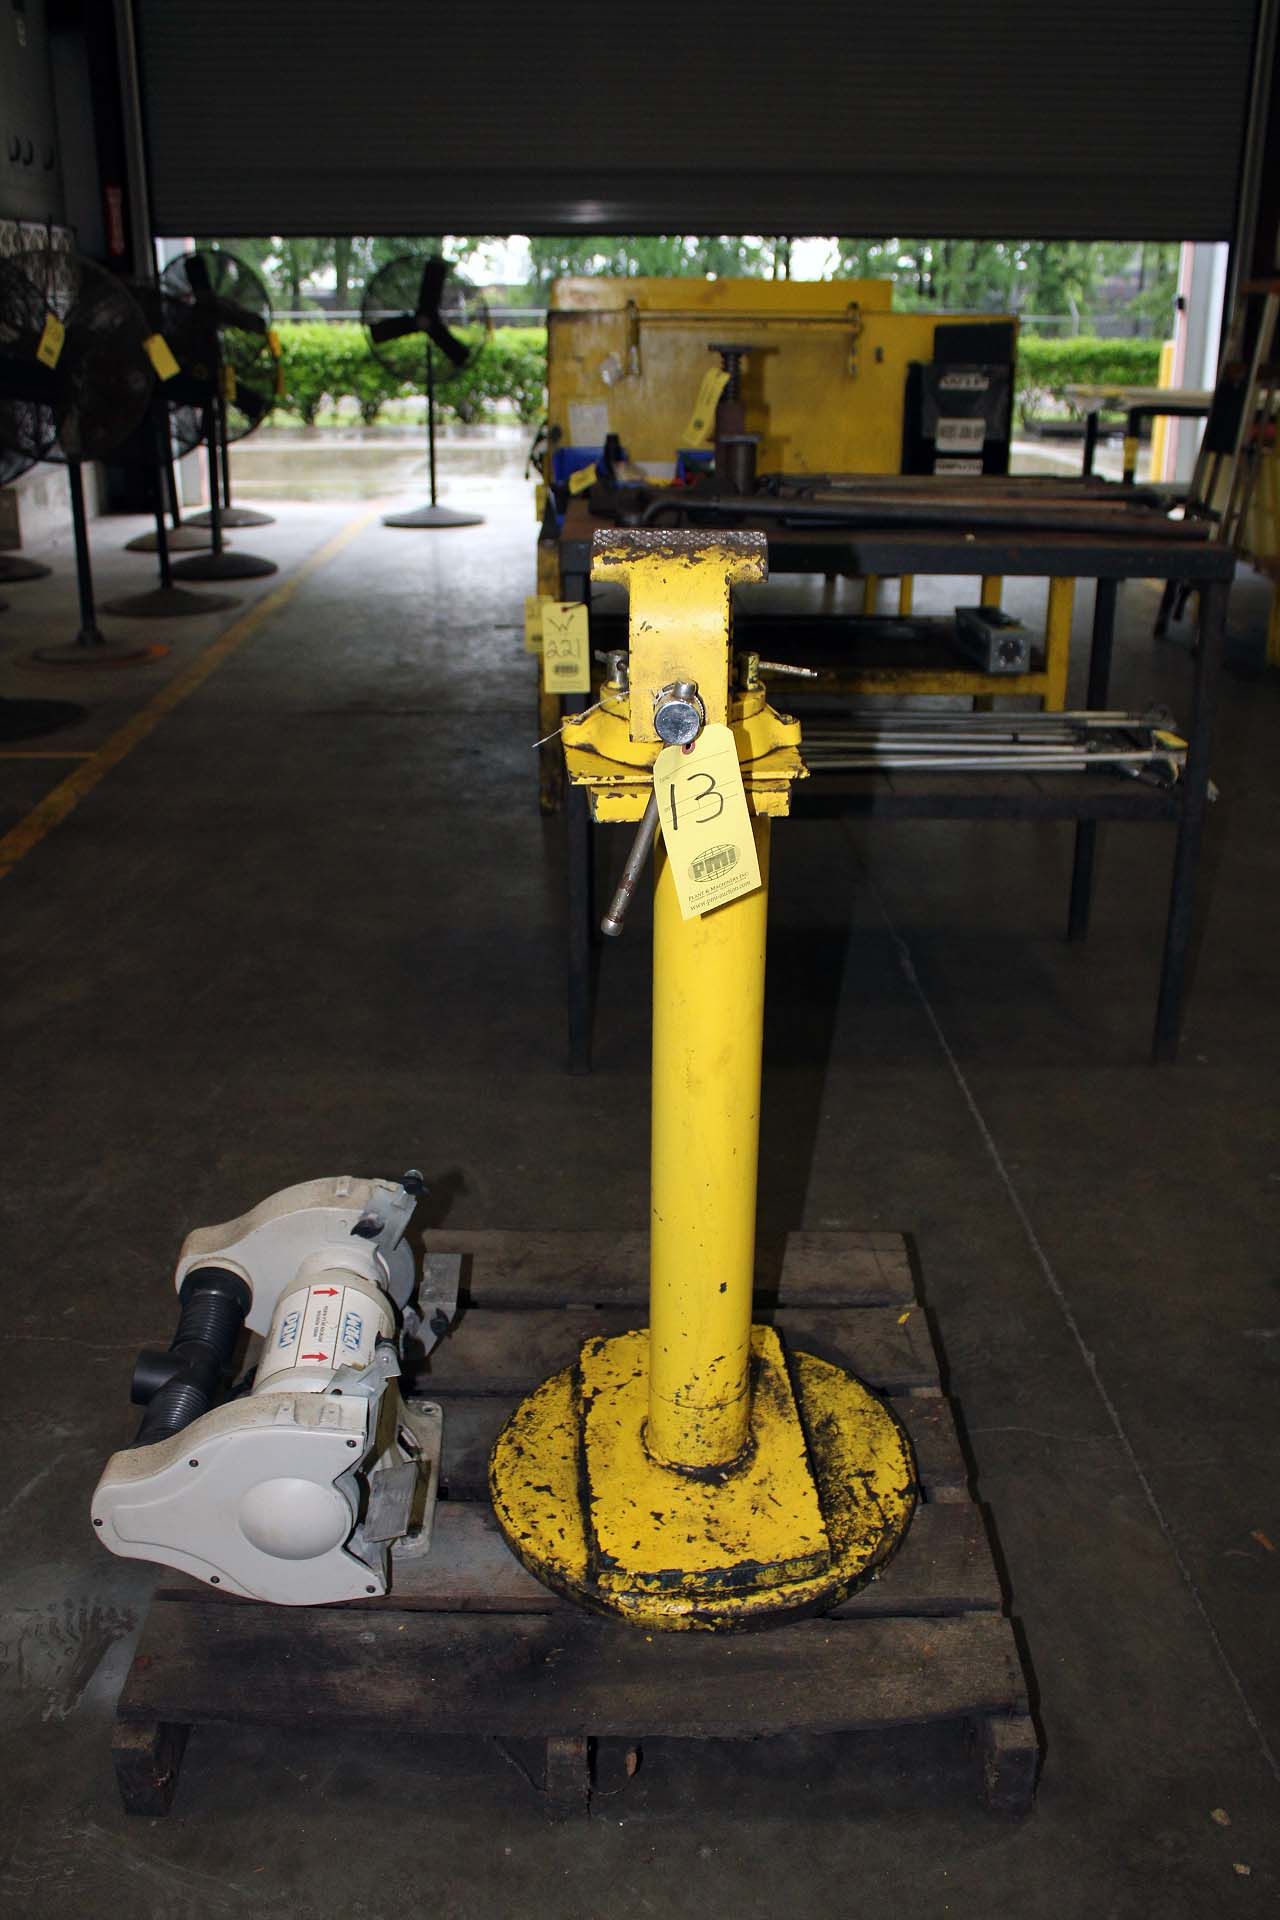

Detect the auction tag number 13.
[{"left": 653, "top": 723, "right": 761, "bottom": 920}]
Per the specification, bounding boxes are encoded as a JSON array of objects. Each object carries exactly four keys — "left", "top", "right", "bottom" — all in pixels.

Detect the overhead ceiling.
[{"left": 135, "top": 0, "right": 1263, "bottom": 240}]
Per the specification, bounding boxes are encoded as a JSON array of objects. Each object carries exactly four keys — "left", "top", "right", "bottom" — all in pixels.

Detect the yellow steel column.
[
  {"left": 980, "top": 575, "right": 1003, "bottom": 607},
  {"left": 1044, "top": 576, "right": 1075, "bottom": 711},
  {"left": 647, "top": 814, "right": 771, "bottom": 1471},
  {"left": 897, "top": 575, "right": 914, "bottom": 615},
  {"left": 862, "top": 574, "right": 880, "bottom": 615}
]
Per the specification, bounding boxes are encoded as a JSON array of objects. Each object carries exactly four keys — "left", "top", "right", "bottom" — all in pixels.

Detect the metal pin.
[{"left": 601, "top": 792, "right": 660, "bottom": 937}]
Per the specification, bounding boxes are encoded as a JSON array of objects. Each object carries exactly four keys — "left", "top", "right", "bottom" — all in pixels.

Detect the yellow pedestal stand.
[{"left": 490, "top": 531, "right": 915, "bottom": 1630}]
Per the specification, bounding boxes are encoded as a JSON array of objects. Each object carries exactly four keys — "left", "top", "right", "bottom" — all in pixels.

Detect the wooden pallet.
[{"left": 111, "top": 1230, "right": 1039, "bottom": 1818}]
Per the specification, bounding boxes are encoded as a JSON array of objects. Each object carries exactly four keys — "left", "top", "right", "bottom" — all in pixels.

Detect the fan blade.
[
  {"left": 185, "top": 253, "right": 213, "bottom": 299},
  {"left": 416, "top": 257, "right": 471, "bottom": 370},
  {"left": 415, "top": 257, "right": 449, "bottom": 320},
  {"left": 212, "top": 299, "right": 268, "bottom": 337},
  {"left": 369, "top": 312, "right": 422, "bottom": 345},
  {"left": 425, "top": 311, "right": 471, "bottom": 371}
]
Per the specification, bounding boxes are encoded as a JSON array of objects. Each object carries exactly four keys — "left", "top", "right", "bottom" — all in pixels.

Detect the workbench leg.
[
  {"left": 1067, "top": 579, "right": 1118, "bottom": 942},
  {"left": 538, "top": 688, "right": 565, "bottom": 814},
  {"left": 566, "top": 782, "right": 594, "bottom": 1075},
  {"left": 1152, "top": 577, "right": 1226, "bottom": 1063},
  {"left": 113, "top": 1717, "right": 190, "bottom": 1816},
  {"left": 1043, "top": 577, "right": 1074, "bottom": 712},
  {"left": 1082, "top": 409, "right": 1099, "bottom": 477}
]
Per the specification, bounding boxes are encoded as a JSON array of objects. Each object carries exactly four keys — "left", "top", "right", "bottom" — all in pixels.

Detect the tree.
[{"left": 522, "top": 235, "right": 777, "bottom": 301}]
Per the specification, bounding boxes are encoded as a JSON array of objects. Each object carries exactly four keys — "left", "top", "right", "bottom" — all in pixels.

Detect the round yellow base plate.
[{"left": 489, "top": 1334, "right": 917, "bottom": 1632}]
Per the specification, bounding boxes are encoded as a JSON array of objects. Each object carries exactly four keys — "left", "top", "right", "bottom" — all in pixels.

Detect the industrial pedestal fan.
[
  {"left": 0, "top": 251, "right": 157, "bottom": 666},
  {"left": 362, "top": 254, "right": 489, "bottom": 528},
  {"left": 166, "top": 247, "right": 278, "bottom": 533},
  {"left": 104, "top": 283, "right": 240, "bottom": 620},
  {"left": 156, "top": 248, "right": 277, "bottom": 579}
]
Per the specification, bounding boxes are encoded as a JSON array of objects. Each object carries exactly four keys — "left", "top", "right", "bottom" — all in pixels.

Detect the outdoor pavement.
[{"left": 0, "top": 431, "right": 1277, "bottom": 1918}]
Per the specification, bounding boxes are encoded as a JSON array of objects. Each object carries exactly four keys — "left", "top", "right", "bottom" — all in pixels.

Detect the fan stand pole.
[
  {"left": 207, "top": 401, "right": 226, "bottom": 557},
  {"left": 29, "top": 463, "right": 166, "bottom": 667},
  {"left": 123, "top": 433, "right": 213, "bottom": 553},
  {"left": 187, "top": 380, "right": 274, "bottom": 530},
  {"left": 168, "top": 389, "right": 277, "bottom": 582},
  {"left": 67, "top": 462, "right": 104, "bottom": 648},
  {"left": 427, "top": 342, "right": 438, "bottom": 507},
  {"left": 380, "top": 338, "right": 484, "bottom": 530},
  {"left": 103, "top": 414, "right": 238, "bottom": 619}
]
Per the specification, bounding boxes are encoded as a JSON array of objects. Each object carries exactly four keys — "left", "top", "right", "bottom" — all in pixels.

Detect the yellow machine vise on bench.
[{"left": 489, "top": 529, "right": 916, "bottom": 1630}]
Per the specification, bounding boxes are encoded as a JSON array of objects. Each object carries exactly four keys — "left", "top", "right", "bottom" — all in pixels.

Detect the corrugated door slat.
[{"left": 134, "top": 0, "right": 1261, "bottom": 239}]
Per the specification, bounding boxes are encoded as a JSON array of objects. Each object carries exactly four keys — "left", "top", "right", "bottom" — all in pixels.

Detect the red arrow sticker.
[
  {"left": 300, "top": 1352, "right": 329, "bottom": 1363},
  {"left": 312, "top": 1288, "right": 339, "bottom": 1297}
]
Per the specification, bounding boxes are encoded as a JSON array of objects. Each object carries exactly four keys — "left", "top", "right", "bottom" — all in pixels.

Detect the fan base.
[
  {"left": 170, "top": 551, "right": 278, "bottom": 581},
  {"left": 382, "top": 503, "right": 485, "bottom": 529},
  {"left": 28, "top": 633, "right": 171, "bottom": 668},
  {"left": 101, "top": 586, "right": 240, "bottom": 619},
  {"left": 0, "top": 696, "right": 86, "bottom": 743},
  {"left": 186, "top": 506, "right": 275, "bottom": 529},
  {"left": 0, "top": 555, "right": 52, "bottom": 583},
  {"left": 125, "top": 525, "right": 214, "bottom": 554}
]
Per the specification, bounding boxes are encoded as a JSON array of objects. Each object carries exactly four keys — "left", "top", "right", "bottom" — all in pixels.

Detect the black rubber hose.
[{"left": 130, "top": 1265, "right": 252, "bottom": 1449}]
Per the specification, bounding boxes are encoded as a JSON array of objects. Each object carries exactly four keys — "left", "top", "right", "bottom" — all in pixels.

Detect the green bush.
[
  {"left": 1015, "top": 335, "right": 1163, "bottom": 426},
  {"left": 271, "top": 321, "right": 547, "bottom": 428}
]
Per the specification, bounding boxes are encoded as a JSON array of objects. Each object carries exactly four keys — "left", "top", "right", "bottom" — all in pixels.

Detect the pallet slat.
[
  {"left": 117, "top": 1605, "right": 1024, "bottom": 1741},
  {"left": 418, "top": 1305, "right": 937, "bottom": 1396},
  {"left": 425, "top": 1229, "right": 915, "bottom": 1308},
  {"left": 154, "top": 1502, "right": 1002, "bottom": 1619}
]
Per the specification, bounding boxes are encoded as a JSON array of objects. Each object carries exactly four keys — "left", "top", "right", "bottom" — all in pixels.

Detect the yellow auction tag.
[
  {"left": 680, "top": 366, "right": 730, "bottom": 447},
  {"left": 222, "top": 365, "right": 238, "bottom": 404},
  {"left": 35, "top": 314, "right": 64, "bottom": 369},
  {"left": 540, "top": 602, "right": 591, "bottom": 693},
  {"left": 523, "top": 593, "right": 551, "bottom": 654},
  {"left": 267, "top": 327, "right": 281, "bottom": 357},
  {"left": 567, "top": 462, "right": 597, "bottom": 496},
  {"left": 653, "top": 722, "right": 761, "bottom": 919},
  {"left": 143, "top": 332, "right": 180, "bottom": 380}
]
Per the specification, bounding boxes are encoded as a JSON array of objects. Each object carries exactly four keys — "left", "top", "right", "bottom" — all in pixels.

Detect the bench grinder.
[
  {"left": 92, "top": 1173, "right": 455, "bottom": 1604},
  {"left": 489, "top": 529, "right": 917, "bottom": 1629}
]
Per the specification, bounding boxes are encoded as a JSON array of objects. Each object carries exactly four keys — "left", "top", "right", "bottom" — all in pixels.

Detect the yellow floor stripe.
[{"left": 0, "top": 507, "right": 380, "bottom": 882}]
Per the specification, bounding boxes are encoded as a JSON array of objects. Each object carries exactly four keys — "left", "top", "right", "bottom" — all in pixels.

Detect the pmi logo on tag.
[{"left": 689, "top": 843, "right": 739, "bottom": 883}]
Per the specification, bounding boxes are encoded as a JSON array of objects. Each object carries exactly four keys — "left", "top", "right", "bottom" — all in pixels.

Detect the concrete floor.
[{"left": 1, "top": 439, "right": 1278, "bottom": 1917}]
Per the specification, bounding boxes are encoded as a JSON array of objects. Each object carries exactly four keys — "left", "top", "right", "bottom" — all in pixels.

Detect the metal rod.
[
  {"left": 426, "top": 342, "right": 438, "bottom": 508},
  {"left": 66, "top": 462, "right": 102, "bottom": 645},
  {"left": 601, "top": 791, "right": 660, "bottom": 937}
]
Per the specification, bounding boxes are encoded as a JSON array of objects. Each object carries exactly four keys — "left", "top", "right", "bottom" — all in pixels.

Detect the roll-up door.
[{"left": 134, "top": 0, "right": 1263, "bottom": 240}]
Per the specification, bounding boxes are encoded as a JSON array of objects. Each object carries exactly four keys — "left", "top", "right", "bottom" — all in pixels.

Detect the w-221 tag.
[
  {"left": 653, "top": 723, "right": 761, "bottom": 919},
  {"left": 540, "top": 602, "right": 591, "bottom": 693}
]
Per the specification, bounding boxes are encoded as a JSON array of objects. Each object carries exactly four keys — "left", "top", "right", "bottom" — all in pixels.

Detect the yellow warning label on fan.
[
  {"left": 653, "top": 723, "right": 760, "bottom": 919},
  {"left": 222, "top": 365, "right": 238, "bottom": 404},
  {"left": 568, "top": 463, "right": 597, "bottom": 496},
  {"left": 680, "top": 367, "right": 730, "bottom": 447},
  {"left": 540, "top": 602, "right": 590, "bottom": 693},
  {"left": 35, "top": 314, "right": 64, "bottom": 369},
  {"left": 524, "top": 593, "right": 551, "bottom": 654},
  {"left": 143, "top": 333, "right": 180, "bottom": 380}
]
